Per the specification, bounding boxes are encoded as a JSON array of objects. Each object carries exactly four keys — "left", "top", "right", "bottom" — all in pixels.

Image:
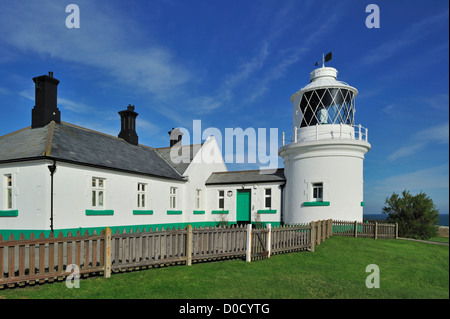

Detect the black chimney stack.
[
  {"left": 168, "top": 128, "right": 183, "bottom": 147},
  {"left": 118, "top": 104, "right": 139, "bottom": 145},
  {"left": 31, "top": 72, "right": 61, "bottom": 128}
]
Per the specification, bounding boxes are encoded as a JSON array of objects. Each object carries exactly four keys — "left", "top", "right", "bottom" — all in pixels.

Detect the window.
[
  {"left": 137, "top": 183, "right": 147, "bottom": 208},
  {"left": 4, "top": 174, "right": 12, "bottom": 209},
  {"left": 92, "top": 177, "right": 105, "bottom": 207},
  {"left": 312, "top": 183, "right": 323, "bottom": 202},
  {"left": 170, "top": 187, "right": 177, "bottom": 209},
  {"left": 195, "top": 189, "right": 202, "bottom": 210},
  {"left": 218, "top": 190, "right": 224, "bottom": 210},
  {"left": 264, "top": 188, "right": 272, "bottom": 209}
]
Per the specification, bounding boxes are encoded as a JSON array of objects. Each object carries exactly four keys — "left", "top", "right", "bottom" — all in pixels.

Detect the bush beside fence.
[{"left": 0, "top": 219, "right": 395, "bottom": 289}]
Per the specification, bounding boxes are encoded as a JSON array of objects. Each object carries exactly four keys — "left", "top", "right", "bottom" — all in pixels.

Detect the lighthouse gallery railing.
[{"left": 281, "top": 124, "right": 368, "bottom": 146}]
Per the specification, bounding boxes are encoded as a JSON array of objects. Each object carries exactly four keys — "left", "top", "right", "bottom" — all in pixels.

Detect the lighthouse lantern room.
[{"left": 279, "top": 54, "right": 371, "bottom": 224}]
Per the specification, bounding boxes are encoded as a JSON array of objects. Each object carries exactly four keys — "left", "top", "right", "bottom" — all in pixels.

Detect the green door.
[{"left": 236, "top": 190, "right": 251, "bottom": 223}]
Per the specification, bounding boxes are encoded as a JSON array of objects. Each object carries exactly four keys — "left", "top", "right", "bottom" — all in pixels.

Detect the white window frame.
[
  {"left": 218, "top": 190, "right": 225, "bottom": 210},
  {"left": 312, "top": 182, "right": 323, "bottom": 202},
  {"left": 3, "top": 174, "right": 13, "bottom": 210},
  {"left": 137, "top": 182, "right": 147, "bottom": 209},
  {"left": 170, "top": 187, "right": 177, "bottom": 209},
  {"left": 92, "top": 177, "right": 105, "bottom": 208},
  {"left": 264, "top": 188, "right": 272, "bottom": 209},
  {"left": 195, "top": 189, "right": 202, "bottom": 210}
]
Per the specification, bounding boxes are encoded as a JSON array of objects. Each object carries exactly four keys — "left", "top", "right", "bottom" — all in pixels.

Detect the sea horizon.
[{"left": 363, "top": 213, "right": 449, "bottom": 227}]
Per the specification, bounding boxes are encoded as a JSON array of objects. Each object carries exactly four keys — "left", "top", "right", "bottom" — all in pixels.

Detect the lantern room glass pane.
[{"left": 299, "top": 88, "right": 355, "bottom": 127}]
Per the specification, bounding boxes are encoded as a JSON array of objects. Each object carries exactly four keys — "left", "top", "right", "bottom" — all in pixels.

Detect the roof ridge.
[
  {"left": 152, "top": 145, "right": 186, "bottom": 179},
  {"left": 61, "top": 121, "right": 156, "bottom": 149},
  {"left": 211, "top": 168, "right": 284, "bottom": 175},
  {"left": 0, "top": 126, "right": 31, "bottom": 140},
  {"left": 42, "top": 121, "right": 56, "bottom": 156}
]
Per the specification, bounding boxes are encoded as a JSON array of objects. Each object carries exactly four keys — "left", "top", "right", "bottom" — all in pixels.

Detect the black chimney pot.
[
  {"left": 31, "top": 72, "right": 61, "bottom": 128},
  {"left": 168, "top": 128, "right": 183, "bottom": 147},
  {"left": 118, "top": 104, "right": 139, "bottom": 145}
]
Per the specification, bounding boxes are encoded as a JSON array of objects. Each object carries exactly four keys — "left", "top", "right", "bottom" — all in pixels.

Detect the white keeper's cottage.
[{"left": 0, "top": 62, "right": 370, "bottom": 238}]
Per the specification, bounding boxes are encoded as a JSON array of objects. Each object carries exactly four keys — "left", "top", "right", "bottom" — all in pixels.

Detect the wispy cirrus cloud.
[
  {"left": 387, "top": 122, "right": 449, "bottom": 161},
  {"left": 359, "top": 10, "right": 449, "bottom": 66},
  {"left": 0, "top": 0, "right": 190, "bottom": 99}
]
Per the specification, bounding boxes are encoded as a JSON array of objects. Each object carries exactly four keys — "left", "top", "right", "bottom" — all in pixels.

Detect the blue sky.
[{"left": 0, "top": 0, "right": 448, "bottom": 215}]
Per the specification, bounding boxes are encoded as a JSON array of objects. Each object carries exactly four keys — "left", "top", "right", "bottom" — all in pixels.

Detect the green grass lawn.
[{"left": 1, "top": 237, "right": 448, "bottom": 299}]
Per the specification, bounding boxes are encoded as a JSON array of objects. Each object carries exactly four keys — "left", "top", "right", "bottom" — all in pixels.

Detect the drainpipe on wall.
[
  {"left": 47, "top": 160, "right": 57, "bottom": 233},
  {"left": 280, "top": 183, "right": 286, "bottom": 226}
]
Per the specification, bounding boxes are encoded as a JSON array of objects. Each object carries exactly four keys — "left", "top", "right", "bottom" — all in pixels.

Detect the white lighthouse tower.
[{"left": 279, "top": 56, "right": 371, "bottom": 224}]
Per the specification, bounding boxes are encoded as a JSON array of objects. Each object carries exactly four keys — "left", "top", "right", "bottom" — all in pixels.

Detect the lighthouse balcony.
[{"left": 281, "top": 123, "right": 368, "bottom": 146}]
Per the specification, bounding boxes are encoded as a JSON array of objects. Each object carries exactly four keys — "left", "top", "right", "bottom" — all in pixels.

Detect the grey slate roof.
[
  {"left": 0, "top": 121, "right": 184, "bottom": 181},
  {"left": 155, "top": 144, "right": 202, "bottom": 175},
  {"left": 205, "top": 168, "right": 285, "bottom": 185}
]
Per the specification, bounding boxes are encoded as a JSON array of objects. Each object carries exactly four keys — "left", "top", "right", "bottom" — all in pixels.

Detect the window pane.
[
  {"left": 265, "top": 188, "right": 271, "bottom": 195},
  {"left": 92, "top": 178, "right": 96, "bottom": 187},
  {"left": 219, "top": 198, "right": 224, "bottom": 209},
  {"left": 7, "top": 188, "right": 12, "bottom": 209},
  {"left": 92, "top": 190, "right": 96, "bottom": 206},
  {"left": 219, "top": 190, "right": 224, "bottom": 197},
  {"left": 141, "top": 194, "right": 145, "bottom": 207},
  {"left": 98, "top": 179, "right": 104, "bottom": 188},
  {"left": 265, "top": 197, "right": 271, "bottom": 209},
  {"left": 98, "top": 191, "right": 104, "bottom": 206}
]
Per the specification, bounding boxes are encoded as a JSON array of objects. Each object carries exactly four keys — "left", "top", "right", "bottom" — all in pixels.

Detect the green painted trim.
[
  {"left": 193, "top": 210, "right": 205, "bottom": 215},
  {"left": 0, "top": 219, "right": 284, "bottom": 240},
  {"left": 133, "top": 210, "right": 153, "bottom": 215},
  {"left": 0, "top": 210, "right": 18, "bottom": 217},
  {"left": 212, "top": 210, "right": 229, "bottom": 214},
  {"left": 252, "top": 221, "right": 281, "bottom": 227},
  {"left": 85, "top": 209, "right": 114, "bottom": 216},
  {"left": 257, "top": 209, "right": 277, "bottom": 214},
  {"left": 0, "top": 221, "right": 227, "bottom": 239},
  {"left": 361, "top": 202, "right": 365, "bottom": 206},
  {"left": 167, "top": 210, "right": 182, "bottom": 215},
  {"left": 303, "top": 201, "right": 330, "bottom": 207}
]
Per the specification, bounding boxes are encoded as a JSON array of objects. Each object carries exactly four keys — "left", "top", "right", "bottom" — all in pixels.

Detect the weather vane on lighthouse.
[{"left": 315, "top": 51, "right": 333, "bottom": 67}]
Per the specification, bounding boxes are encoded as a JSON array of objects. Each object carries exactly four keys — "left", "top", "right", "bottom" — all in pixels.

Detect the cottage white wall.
[
  {"left": 206, "top": 183, "right": 283, "bottom": 225},
  {"left": 51, "top": 162, "right": 187, "bottom": 231},
  {"left": 0, "top": 161, "right": 49, "bottom": 233},
  {"left": 182, "top": 137, "right": 227, "bottom": 223}
]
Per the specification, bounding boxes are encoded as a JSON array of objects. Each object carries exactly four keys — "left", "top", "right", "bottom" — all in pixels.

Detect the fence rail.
[
  {"left": 0, "top": 230, "right": 106, "bottom": 288},
  {"left": 1, "top": 219, "right": 396, "bottom": 289},
  {"left": 332, "top": 220, "right": 398, "bottom": 239}
]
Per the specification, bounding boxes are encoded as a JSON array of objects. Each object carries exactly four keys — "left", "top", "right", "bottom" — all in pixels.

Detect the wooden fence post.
[
  {"left": 187, "top": 225, "right": 193, "bottom": 266},
  {"left": 246, "top": 224, "right": 252, "bottom": 262},
  {"left": 266, "top": 224, "right": 271, "bottom": 258},
  {"left": 317, "top": 221, "right": 321, "bottom": 245},
  {"left": 104, "top": 227, "right": 112, "bottom": 278},
  {"left": 354, "top": 221, "right": 358, "bottom": 238},
  {"left": 374, "top": 222, "right": 378, "bottom": 240},
  {"left": 310, "top": 222, "right": 315, "bottom": 252},
  {"left": 328, "top": 219, "right": 332, "bottom": 238},
  {"left": 395, "top": 223, "right": 398, "bottom": 239}
]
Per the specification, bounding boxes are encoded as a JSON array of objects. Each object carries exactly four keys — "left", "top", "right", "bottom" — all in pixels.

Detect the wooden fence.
[
  {"left": 332, "top": 220, "right": 398, "bottom": 239},
  {"left": 0, "top": 230, "right": 106, "bottom": 288},
  {"left": 0, "top": 219, "right": 394, "bottom": 289}
]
